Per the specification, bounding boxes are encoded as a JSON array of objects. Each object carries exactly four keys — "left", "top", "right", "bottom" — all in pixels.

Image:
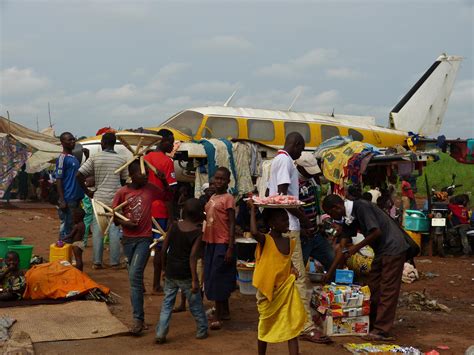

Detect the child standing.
[
  {"left": 113, "top": 160, "right": 171, "bottom": 335},
  {"left": 249, "top": 202, "right": 306, "bottom": 355},
  {"left": 155, "top": 198, "right": 208, "bottom": 344},
  {"left": 63, "top": 208, "right": 86, "bottom": 271},
  {"left": 203, "top": 167, "right": 236, "bottom": 330}
]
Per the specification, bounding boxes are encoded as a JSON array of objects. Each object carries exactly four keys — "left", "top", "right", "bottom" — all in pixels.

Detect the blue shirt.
[{"left": 54, "top": 153, "right": 84, "bottom": 202}]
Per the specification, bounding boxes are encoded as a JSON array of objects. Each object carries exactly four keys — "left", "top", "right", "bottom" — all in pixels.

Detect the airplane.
[{"left": 80, "top": 54, "right": 464, "bottom": 182}]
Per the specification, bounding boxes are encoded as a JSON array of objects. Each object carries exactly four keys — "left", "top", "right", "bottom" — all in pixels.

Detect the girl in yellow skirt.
[{"left": 249, "top": 201, "right": 306, "bottom": 355}]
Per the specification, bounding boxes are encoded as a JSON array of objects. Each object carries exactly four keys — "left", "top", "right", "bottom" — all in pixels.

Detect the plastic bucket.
[
  {"left": 7, "top": 245, "right": 34, "bottom": 270},
  {"left": 403, "top": 210, "right": 429, "bottom": 232},
  {"left": 0, "top": 238, "right": 24, "bottom": 259},
  {"left": 237, "top": 267, "right": 257, "bottom": 295},
  {"left": 0, "top": 240, "right": 8, "bottom": 259},
  {"left": 236, "top": 237, "right": 258, "bottom": 262}
]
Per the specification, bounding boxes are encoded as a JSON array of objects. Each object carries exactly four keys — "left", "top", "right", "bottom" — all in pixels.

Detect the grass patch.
[{"left": 417, "top": 153, "right": 473, "bottom": 196}]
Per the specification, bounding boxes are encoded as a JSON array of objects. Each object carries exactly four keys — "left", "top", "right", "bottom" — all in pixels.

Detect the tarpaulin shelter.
[{"left": 0, "top": 116, "right": 61, "bottom": 197}]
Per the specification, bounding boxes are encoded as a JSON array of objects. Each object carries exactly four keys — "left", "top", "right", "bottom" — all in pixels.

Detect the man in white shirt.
[{"left": 268, "top": 132, "right": 331, "bottom": 344}]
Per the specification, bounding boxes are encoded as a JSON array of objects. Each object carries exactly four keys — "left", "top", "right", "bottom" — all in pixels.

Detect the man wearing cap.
[{"left": 296, "top": 153, "right": 335, "bottom": 271}]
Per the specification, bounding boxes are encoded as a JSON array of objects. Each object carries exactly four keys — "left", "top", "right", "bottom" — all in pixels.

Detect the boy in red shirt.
[
  {"left": 113, "top": 160, "right": 171, "bottom": 335},
  {"left": 144, "top": 129, "right": 177, "bottom": 293}
]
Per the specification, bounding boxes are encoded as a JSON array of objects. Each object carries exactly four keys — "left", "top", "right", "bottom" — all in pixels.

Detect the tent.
[{"left": 0, "top": 116, "right": 61, "bottom": 197}]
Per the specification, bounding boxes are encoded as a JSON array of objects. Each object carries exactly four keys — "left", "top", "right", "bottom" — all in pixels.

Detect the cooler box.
[
  {"left": 49, "top": 243, "right": 72, "bottom": 263},
  {"left": 323, "top": 315, "right": 370, "bottom": 336},
  {"left": 403, "top": 210, "right": 429, "bottom": 232}
]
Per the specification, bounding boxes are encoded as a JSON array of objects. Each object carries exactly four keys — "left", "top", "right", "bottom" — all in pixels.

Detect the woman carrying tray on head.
[{"left": 249, "top": 200, "right": 306, "bottom": 355}]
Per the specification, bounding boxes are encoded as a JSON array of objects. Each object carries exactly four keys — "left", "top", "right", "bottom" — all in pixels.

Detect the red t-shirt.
[
  {"left": 113, "top": 183, "right": 171, "bottom": 238},
  {"left": 401, "top": 181, "right": 414, "bottom": 199},
  {"left": 144, "top": 151, "right": 177, "bottom": 218},
  {"left": 203, "top": 193, "right": 235, "bottom": 244}
]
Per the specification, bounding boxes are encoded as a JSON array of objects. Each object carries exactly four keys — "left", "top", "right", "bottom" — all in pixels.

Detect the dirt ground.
[{"left": 0, "top": 202, "right": 473, "bottom": 355}]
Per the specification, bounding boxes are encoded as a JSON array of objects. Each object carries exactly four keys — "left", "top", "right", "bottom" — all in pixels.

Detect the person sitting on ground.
[
  {"left": 249, "top": 202, "right": 305, "bottom": 355},
  {"left": 203, "top": 167, "right": 236, "bottom": 330},
  {"left": 113, "top": 160, "right": 171, "bottom": 335},
  {"left": 0, "top": 251, "right": 26, "bottom": 301},
  {"left": 449, "top": 194, "right": 472, "bottom": 256},
  {"left": 63, "top": 207, "right": 86, "bottom": 271},
  {"left": 155, "top": 198, "right": 208, "bottom": 344}
]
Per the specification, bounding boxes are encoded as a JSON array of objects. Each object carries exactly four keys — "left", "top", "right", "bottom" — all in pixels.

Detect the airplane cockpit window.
[
  {"left": 248, "top": 120, "right": 275, "bottom": 141},
  {"left": 203, "top": 116, "right": 239, "bottom": 139},
  {"left": 321, "top": 125, "right": 340, "bottom": 141},
  {"left": 284, "top": 122, "right": 311, "bottom": 143},
  {"left": 348, "top": 128, "right": 364, "bottom": 141},
  {"left": 165, "top": 111, "right": 203, "bottom": 137}
]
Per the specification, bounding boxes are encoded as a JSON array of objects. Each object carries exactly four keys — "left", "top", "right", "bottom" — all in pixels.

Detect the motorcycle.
[{"left": 426, "top": 174, "right": 463, "bottom": 256}]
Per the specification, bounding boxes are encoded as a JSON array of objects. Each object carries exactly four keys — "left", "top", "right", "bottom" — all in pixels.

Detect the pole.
[
  {"left": 48, "top": 102, "right": 52, "bottom": 127},
  {"left": 6, "top": 110, "right": 11, "bottom": 134}
]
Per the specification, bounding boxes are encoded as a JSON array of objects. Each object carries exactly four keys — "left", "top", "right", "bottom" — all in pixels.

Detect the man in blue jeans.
[
  {"left": 55, "top": 132, "right": 84, "bottom": 240},
  {"left": 77, "top": 132, "right": 128, "bottom": 269},
  {"left": 296, "top": 153, "right": 335, "bottom": 271},
  {"left": 113, "top": 160, "right": 171, "bottom": 335}
]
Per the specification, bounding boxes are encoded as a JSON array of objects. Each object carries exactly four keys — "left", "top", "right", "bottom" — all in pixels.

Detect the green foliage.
[{"left": 417, "top": 153, "right": 473, "bottom": 196}]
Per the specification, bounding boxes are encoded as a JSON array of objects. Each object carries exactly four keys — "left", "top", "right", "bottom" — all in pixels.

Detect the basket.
[
  {"left": 237, "top": 267, "right": 257, "bottom": 295},
  {"left": 403, "top": 210, "right": 430, "bottom": 232},
  {"left": 8, "top": 245, "right": 34, "bottom": 270}
]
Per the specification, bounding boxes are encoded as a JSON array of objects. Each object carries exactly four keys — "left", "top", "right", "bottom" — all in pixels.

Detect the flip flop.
[{"left": 300, "top": 331, "right": 333, "bottom": 344}]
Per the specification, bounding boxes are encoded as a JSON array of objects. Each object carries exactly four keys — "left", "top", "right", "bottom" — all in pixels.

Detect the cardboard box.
[{"left": 322, "top": 315, "right": 370, "bottom": 336}]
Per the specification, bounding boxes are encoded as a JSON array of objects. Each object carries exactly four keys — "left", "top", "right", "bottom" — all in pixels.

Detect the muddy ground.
[{"left": 0, "top": 203, "right": 473, "bottom": 354}]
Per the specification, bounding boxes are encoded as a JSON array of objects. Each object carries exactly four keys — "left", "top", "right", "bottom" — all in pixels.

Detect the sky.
[{"left": 1, "top": 0, "right": 473, "bottom": 138}]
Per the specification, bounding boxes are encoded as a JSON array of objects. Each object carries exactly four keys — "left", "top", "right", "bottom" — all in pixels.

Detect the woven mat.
[{"left": 2, "top": 301, "right": 128, "bottom": 343}]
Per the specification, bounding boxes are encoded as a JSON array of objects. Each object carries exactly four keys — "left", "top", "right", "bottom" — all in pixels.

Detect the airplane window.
[
  {"left": 164, "top": 111, "right": 203, "bottom": 137},
  {"left": 284, "top": 122, "right": 311, "bottom": 143},
  {"left": 248, "top": 120, "right": 275, "bottom": 141},
  {"left": 203, "top": 116, "right": 239, "bottom": 139},
  {"left": 321, "top": 125, "right": 340, "bottom": 141},
  {"left": 348, "top": 129, "right": 364, "bottom": 141}
]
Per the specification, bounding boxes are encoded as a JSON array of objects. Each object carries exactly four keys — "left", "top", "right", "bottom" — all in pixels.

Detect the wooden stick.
[
  {"left": 114, "top": 211, "right": 130, "bottom": 221},
  {"left": 114, "top": 155, "right": 139, "bottom": 174},
  {"left": 117, "top": 137, "right": 134, "bottom": 154},
  {"left": 104, "top": 217, "right": 114, "bottom": 236},
  {"left": 134, "top": 137, "right": 144, "bottom": 155},
  {"left": 96, "top": 200, "right": 114, "bottom": 212},
  {"left": 143, "top": 159, "right": 158, "bottom": 175},
  {"left": 151, "top": 217, "right": 167, "bottom": 236},
  {"left": 98, "top": 212, "right": 114, "bottom": 217},
  {"left": 115, "top": 200, "right": 129, "bottom": 210},
  {"left": 140, "top": 156, "right": 145, "bottom": 174}
]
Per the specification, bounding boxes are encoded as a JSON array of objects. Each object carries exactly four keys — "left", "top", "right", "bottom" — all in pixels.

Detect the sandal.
[
  {"left": 209, "top": 320, "right": 222, "bottom": 330},
  {"left": 362, "top": 332, "right": 395, "bottom": 342},
  {"left": 300, "top": 331, "right": 333, "bottom": 344}
]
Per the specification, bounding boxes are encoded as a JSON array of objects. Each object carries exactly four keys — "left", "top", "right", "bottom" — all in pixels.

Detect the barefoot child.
[
  {"left": 64, "top": 207, "right": 86, "bottom": 271},
  {"left": 203, "top": 167, "right": 236, "bottom": 330},
  {"left": 113, "top": 160, "right": 171, "bottom": 335},
  {"left": 155, "top": 198, "right": 208, "bottom": 343},
  {"left": 249, "top": 202, "right": 306, "bottom": 355}
]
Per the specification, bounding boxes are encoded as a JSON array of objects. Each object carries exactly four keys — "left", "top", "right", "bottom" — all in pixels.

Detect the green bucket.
[
  {"left": 7, "top": 245, "right": 34, "bottom": 270},
  {"left": 0, "top": 238, "right": 24, "bottom": 259},
  {"left": 0, "top": 240, "right": 8, "bottom": 259}
]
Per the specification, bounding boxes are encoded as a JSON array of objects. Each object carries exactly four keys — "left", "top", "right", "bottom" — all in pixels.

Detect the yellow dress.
[{"left": 252, "top": 234, "right": 306, "bottom": 343}]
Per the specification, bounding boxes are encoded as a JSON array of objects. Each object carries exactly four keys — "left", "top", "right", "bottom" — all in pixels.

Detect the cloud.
[
  {"left": 96, "top": 84, "right": 137, "bottom": 100},
  {"left": 195, "top": 35, "right": 253, "bottom": 51},
  {"left": 256, "top": 48, "right": 337, "bottom": 78},
  {"left": 451, "top": 79, "right": 474, "bottom": 105},
  {"left": 326, "top": 67, "right": 364, "bottom": 79},
  {"left": 186, "top": 81, "right": 239, "bottom": 95},
  {"left": 0, "top": 67, "right": 50, "bottom": 95}
]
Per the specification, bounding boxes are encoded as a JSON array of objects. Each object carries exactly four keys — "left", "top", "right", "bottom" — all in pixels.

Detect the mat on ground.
[{"left": 4, "top": 301, "right": 128, "bottom": 343}]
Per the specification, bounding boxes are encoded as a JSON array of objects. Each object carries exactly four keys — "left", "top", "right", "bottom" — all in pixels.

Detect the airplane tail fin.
[{"left": 389, "top": 54, "right": 463, "bottom": 136}]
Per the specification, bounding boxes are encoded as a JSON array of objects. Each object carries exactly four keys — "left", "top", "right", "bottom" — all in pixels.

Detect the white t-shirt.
[{"left": 268, "top": 150, "right": 300, "bottom": 231}]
